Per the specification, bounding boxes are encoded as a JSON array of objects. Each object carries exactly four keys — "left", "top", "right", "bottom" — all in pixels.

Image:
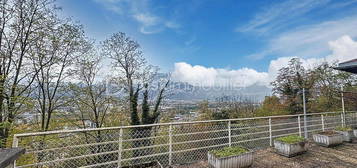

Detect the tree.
[
  {"left": 32, "top": 22, "right": 86, "bottom": 132},
  {"left": 102, "top": 32, "right": 169, "bottom": 126},
  {"left": 0, "top": 0, "right": 56, "bottom": 148},
  {"left": 68, "top": 45, "right": 111, "bottom": 129},
  {"left": 311, "top": 62, "right": 357, "bottom": 111},
  {"left": 256, "top": 96, "right": 288, "bottom": 116},
  {"left": 197, "top": 100, "right": 213, "bottom": 120},
  {"left": 102, "top": 32, "right": 170, "bottom": 157},
  {"left": 271, "top": 58, "right": 316, "bottom": 114},
  {"left": 215, "top": 95, "right": 258, "bottom": 118},
  {"left": 270, "top": 58, "right": 357, "bottom": 114},
  {"left": 67, "top": 44, "right": 118, "bottom": 165}
]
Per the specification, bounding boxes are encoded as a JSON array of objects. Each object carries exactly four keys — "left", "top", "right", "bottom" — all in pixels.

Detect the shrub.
[
  {"left": 275, "top": 135, "right": 305, "bottom": 144},
  {"left": 210, "top": 146, "right": 248, "bottom": 158},
  {"left": 335, "top": 126, "right": 352, "bottom": 131}
]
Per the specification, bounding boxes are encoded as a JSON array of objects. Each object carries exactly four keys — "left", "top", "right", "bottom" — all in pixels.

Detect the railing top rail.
[{"left": 14, "top": 111, "right": 354, "bottom": 138}]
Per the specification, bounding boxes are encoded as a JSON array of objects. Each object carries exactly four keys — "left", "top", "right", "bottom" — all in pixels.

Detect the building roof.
[{"left": 334, "top": 58, "right": 357, "bottom": 74}]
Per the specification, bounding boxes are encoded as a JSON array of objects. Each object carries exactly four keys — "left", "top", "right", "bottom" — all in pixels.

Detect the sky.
[{"left": 57, "top": 0, "right": 357, "bottom": 88}]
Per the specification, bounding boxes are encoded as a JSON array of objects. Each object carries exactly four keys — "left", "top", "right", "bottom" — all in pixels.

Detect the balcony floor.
[{"left": 172, "top": 140, "right": 357, "bottom": 168}]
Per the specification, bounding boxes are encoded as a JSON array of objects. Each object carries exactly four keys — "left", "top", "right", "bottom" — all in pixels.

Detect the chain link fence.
[{"left": 12, "top": 111, "right": 357, "bottom": 168}]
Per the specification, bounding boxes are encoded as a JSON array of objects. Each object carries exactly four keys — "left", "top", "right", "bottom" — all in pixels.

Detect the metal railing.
[{"left": 12, "top": 111, "right": 357, "bottom": 168}]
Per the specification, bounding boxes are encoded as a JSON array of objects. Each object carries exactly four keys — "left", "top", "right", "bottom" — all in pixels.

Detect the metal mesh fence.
[{"left": 13, "top": 111, "right": 357, "bottom": 168}]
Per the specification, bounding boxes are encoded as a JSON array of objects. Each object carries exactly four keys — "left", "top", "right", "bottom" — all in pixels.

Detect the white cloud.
[
  {"left": 327, "top": 35, "right": 357, "bottom": 62},
  {"left": 133, "top": 13, "right": 159, "bottom": 26},
  {"left": 172, "top": 62, "right": 270, "bottom": 87},
  {"left": 133, "top": 13, "right": 167, "bottom": 34},
  {"left": 250, "top": 16, "right": 357, "bottom": 60},
  {"left": 173, "top": 35, "right": 357, "bottom": 88},
  {"left": 94, "top": 0, "right": 180, "bottom": 34}
]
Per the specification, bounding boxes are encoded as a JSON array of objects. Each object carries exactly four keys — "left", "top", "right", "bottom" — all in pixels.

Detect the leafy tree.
[
  {"left": 271, "top": 58, "right": 316, "bottom": 114},
  {"left": 270, "top": 58, "right": 357, "bottom": 115},
  {"left": 32, "top": 22, "right": 87, "bottom": 132},
  {"left": 0, "top": 0, "right": 59, "bottom": 148}
]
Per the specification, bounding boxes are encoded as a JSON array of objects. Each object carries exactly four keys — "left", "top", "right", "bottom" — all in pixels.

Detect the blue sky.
[{"left": 58, "top": 0, "right": 357, "bottom": 87}]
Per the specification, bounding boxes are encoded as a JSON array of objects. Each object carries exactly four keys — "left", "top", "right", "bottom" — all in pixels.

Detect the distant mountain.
[{"left": 167, "top": 81, "right": 271, "bottom": 102}]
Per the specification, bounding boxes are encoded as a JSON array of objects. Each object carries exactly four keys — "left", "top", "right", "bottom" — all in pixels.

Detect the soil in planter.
[{"left": 317, "top": 130, "right": 340, "bottom": 136}]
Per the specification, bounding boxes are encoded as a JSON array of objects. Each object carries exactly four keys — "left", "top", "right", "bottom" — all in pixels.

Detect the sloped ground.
[{"left": 172, "top": 141, "right": 357, "bottom": 168}]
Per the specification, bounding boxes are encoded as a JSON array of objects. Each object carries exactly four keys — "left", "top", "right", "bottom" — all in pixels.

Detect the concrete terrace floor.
[{"left": 172, "top": 141, "right": 357, "bottom": 168}]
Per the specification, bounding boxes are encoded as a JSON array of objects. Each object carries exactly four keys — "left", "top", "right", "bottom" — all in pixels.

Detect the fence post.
[
  {"left": 303, "top": 88, "right": 308, "bottom": 138},
  {"left": 341, "top": 113, "right": 344, "bottom": 127},
  {"left": 341, "top": 86, "right": 346, "bottom": 126},
  {"left": 269, "top": 118, "right": 272, "bottom": 147},
  {"left": 118, "top": 128, "right": 123, "bottom": 168},
  {"left": 228, "top": 121, "right": 232, "bottom": 147},
  {"left": 169, "top": 124, "right": 173, "bottom": 166},
  {"left": 11, "top": 135, "right": 19, "bottom": 168},
  {"left": 298, "top": 115, "right": 302, "bottom": 137},
  {"left": 321, "top": 114, "right": 325, "bottom": 131}
]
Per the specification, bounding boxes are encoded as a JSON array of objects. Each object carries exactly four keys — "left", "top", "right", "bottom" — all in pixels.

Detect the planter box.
[
  {"left": 122, "top": 161, "right": 163, "bottom": 168},
  {"left": 274, "top": 140, "right": 307, "bottom": 157},
  {"left": 336, "top": 130, "right": 354, "bottom": 142},
  {"left": 208, "top": 150, "right": 254, "bottom": 168},
  {"left": 313, "top": 132, "right": 343, "bottom": 147}
]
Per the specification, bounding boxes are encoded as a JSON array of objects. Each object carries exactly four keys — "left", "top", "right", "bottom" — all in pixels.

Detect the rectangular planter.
[
  {"left": 208, "top": 150, "right": 254, "bottom": 168},
  {"left": 274, "top": 140, "right": 307, "bottom": 157},
  {"left": 313, "top": 133, "right": 343, "bottom": 147},
  {"left": 122, "top": 161, "right": 163, "bottom": 168},
  {"left": 336, "top": 130, "right": 354, "bottom": 142}
]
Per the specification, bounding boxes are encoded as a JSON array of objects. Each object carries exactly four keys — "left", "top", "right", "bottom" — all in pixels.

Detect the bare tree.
[
  {"left": 102, "top": 32, "right": 169, "bottom": 126},
  {"left": 68, "top": 46, "right": 111, "bottom": 129},
  {"left": 66, "top": 44, "right": 118, "bottom": 165},
  {"left": 102, "top": 32, "right": 170, "bottom": 158}
]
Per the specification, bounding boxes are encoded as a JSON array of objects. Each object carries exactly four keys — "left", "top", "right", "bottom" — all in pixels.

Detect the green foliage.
[
  {"left": 275, "top": 135, "right": 305, "bottom": 144},
  {"left": 335, "top": 126, "right": 352, "bottom": 131},
  {"left": 210, "top": 146, "right": 249, "bottom": 158},
  {"left": 212, "top": 109, "right": 230, "bottom": 120},
  {"left": 197, "top": 101, "right": 213, "bottom": 120},
  {"left": 271, "top": 58, "right": 315, "bottom": 114},
  {"left": 269, "top": 58, "right": 357, "bottom": 115},
  {"left": 0, "top": 121, "right": 11, "bottom": 129},
  {"left": 256, "top": 96, "right": 288, "bottom": 117}
]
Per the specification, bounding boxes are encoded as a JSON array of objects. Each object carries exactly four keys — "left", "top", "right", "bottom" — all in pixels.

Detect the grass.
[
  {"left": 210, "top": 146, "right": 249, "bottom": 158},
  {"left": 275, "top": 135, "right": 305, "bottom": 144},
  {"left": 335, "top": 126, "right": 352, "bottom": 131}
]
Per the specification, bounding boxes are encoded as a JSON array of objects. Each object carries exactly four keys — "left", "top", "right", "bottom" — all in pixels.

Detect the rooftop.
[
  {"left": 175, "top": 142, "right": 357, "bottom": 168},
  {"left": 10, "top": 111, "right": 357, "bottom": 168},
  {"left": 334, "top": 59, "right": 357, "bottom": 74}
]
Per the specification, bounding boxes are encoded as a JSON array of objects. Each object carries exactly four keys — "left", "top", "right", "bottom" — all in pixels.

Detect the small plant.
[
  {"left": 335, "top": 126, "right": 352, "bottom": 131},
  {"left": 210, "top": 146, "right": 248, "bottom": 158},
  {"left": 335, "top": 126, "right": 354, "bottom": 142},
  {"left": 275, "top": 135, "right": 305, "bottom": 144}
]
